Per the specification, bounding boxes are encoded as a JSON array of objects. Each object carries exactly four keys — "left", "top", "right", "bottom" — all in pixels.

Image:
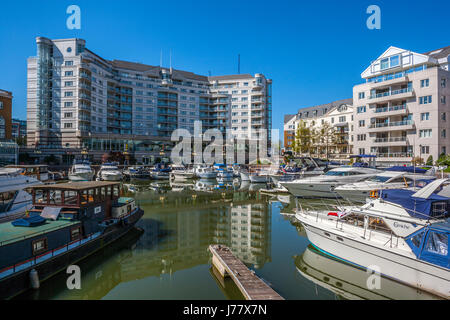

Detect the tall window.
[
  {"left": 419, "top": 96, "right": 432, "bottom": 104},
  {"left": 0, "top": 115, "right": 5, "bottom": 139},
  {"left": 420, "top": 79, "right": 429, "bottom": 87},
  {"left": 420, "top": 112, "right": 430, "bottom": 121}
]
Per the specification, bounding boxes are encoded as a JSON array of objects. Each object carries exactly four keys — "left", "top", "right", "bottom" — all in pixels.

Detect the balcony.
[
  {"left": 369, "top": 88, "right": 414, "bottom": 103},
  {"left": 373, "top": 137, "right": 407, "bottom": 146},
  {"left": 368, "top": 120, "right": 414, "bottom": 132},
  {"left": 376, "top": 152, "right": 414, "bottom": 159},
  {"left": 369, "top": 75, "right": 409, "bottom": 89},
  {"left": 372, "top": 104, "right": 407, "bottom": 117}
]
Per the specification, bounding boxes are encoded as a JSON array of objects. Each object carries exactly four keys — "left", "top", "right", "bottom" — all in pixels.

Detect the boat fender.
[{"left": 30, "top": 269, "right": 40, "bottom": 289}]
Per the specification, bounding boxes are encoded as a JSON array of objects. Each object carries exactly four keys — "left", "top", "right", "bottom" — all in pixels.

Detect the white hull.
[
  {"left": 151, "top": 173, "right": 170, "bottom": 180},
  {"left": 282, "top": 182, "right": 342, "bottom": 198},
  {"left": 249, "top": 175, "right": 269, "bottom": 183},
  {"left": 297, "top": 214, "right": 450, "bottom": 298},
  {"left": 171, "top": 172, "right": 195, "bottom": 180},
  {"left": 99, "top": 172, "right": 123, "bottom": 181},
  {"left": 197, "top": 172, "right": 217, "bottom": 179},
  {"left": 68, "top": 171, "right": 94, "bottom": 181}
]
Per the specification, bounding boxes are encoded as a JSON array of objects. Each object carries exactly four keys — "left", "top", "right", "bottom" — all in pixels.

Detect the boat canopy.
[
  {"left": 385, "top": 166, "right": 427, "bottom": 174},
  {"left": 381, "top": 189, "right": 450, "bottom": 219}
]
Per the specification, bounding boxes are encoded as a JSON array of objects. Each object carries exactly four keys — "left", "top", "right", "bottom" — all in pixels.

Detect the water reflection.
[{"left": 295, "top": 245, "right": 443, "bottom": 300}]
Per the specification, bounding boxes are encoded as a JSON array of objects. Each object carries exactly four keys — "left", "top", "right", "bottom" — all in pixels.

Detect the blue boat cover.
[
  {"left": 382, "top": 189, "right": 449, "bottom": 219},
  {"left": 352, "top": 162, "right": 369, "bottom": 167},
  {"left": 11, "top": 215, "right": 46, "bottom": 227},
  {"left": 385, "top": 166, "right": 427, "bottom": 174}
]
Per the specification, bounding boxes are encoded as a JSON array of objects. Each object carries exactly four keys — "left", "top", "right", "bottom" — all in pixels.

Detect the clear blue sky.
[{"left": 0, "top": 0, "right": 448, "bottom": 139}]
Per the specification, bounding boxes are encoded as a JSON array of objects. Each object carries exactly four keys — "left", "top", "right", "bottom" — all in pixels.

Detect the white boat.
[
  {"left": 0, "top": 168, "right": 42, "bottom": 223},
  {"left": 335, "top": 170, "right": 435, "bottom": 203},
  {"left": 97, "top": 163, "right": 123, "bottom": 181},
  {"left": 194, "top": 165, "right": 217, "bottom": 179},
  {"left": 150, "top": 163, "right": 171, "bottom": 180},
  {"left": 170, "top": 165, "right": 195, "bottom": 180},
  {"left": 216, "top": 169, "right": 234, "bottom": 181},
  {"left": 68, "top": 160, "right": 95, "bottom": 181},
  {"left": 295, "top": 180, "right": 450, "bottom": 298},
  {"left": 281, "top": 166, "right": 381, "bottom": 199}
]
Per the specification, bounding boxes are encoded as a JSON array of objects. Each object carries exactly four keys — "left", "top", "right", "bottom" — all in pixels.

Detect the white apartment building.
[
  {"left": 353, "top": 46, "right": 450, "bottom": 165},
  {"left": 287, "top": 99, "right": 354, "bottom": 159},
  {"left": 26, "top": 37, "right": 272, "bottom": 162}
]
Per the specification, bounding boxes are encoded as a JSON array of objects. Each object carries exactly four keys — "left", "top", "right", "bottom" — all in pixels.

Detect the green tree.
[
  {"left": 292, "top": 120, "right": 313, "bottom": 155},
  {"left": 426, "top": 155, "right": 433, "bottom": 166},
  {"left": 316, "top": 122, "right": 340, "bottom": 160}
]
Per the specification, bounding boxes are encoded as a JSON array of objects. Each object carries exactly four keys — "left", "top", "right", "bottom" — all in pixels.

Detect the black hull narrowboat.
[{"left": 0, "top": 182, "right": 144, "bottom": 300}]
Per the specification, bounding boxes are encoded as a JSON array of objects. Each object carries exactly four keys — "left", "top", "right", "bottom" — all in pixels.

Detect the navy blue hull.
[{"left": 0, "top": 208, "right": 144, "bottom": 300}]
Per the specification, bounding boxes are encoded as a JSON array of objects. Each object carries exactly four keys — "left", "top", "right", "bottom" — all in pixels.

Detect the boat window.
[
  {"left": 431, "top": 202, "right": 449, "bottom": 218},
  {"left": 425, "top": 231, "right": 448, "bottom": 256},
  {"left": 325, "top": 171, "right": 348, "bottom": 176},
  {"left": 88, "top": 189, "right": 95, "bottom": 203},
  {"left": 64, "top": 191, "right": 78, "bottom": 205},
  {"left": 410, "top": 231, "right": 424, "bottom": 248},
  {"left": 100, "top": 187, "right": 106, "bottom": 200},
  {"left": 107, "top": 186, "right": 112, "bottom": 197},
  {"left": 70, "top": 226, "right": 82, "bottom": 241},
  {"left": 39, "top": 166, "right": 48, "bottom": 173},
  {"left": 81, "top": 190, "right": 88, "bottom": 205},
  {"left": 367, "top": 176, "right": 391, "bottom": 183},
  {"left": 50, "top": 190, "right": 62, "bottom": 205},
  {"left": 113, "top": 186, "right": 119, "bottom": 197},
  {"left": 32, "top": 238, "right": 48, "bottom": 255}
]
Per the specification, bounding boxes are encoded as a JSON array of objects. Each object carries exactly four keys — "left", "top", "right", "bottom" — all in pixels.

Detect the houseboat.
[{"left": 0, "top": 181, "right": 144, "bottom": 299}]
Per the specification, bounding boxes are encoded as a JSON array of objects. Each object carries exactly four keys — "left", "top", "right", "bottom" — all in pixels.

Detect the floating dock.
[{"left": 209, "top": 244, "right": 284, "bottom": 300}]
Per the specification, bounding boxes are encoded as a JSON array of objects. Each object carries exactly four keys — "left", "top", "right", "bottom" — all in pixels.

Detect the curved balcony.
[
  {"left": 368, "top": 120, "right": 414, "bottom": 132},
  {"left": 368, "top": 88, "right": 414, "bottom": 103}
]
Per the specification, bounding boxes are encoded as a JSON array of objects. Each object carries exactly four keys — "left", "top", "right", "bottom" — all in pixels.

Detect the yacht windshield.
[
  {"left": 325, "top": 171, "right": 349, "bottom": 176},
  {"left": 367, "top": 175, "right": 391, "bottom": 183}
]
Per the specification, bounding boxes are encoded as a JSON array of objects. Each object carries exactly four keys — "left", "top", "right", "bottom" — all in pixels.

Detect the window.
[
  {"left": 410, "top": 231, "right": 424, "bottom": 248},
  {"left": 32, "top": 238, "right": 48, "bottom": 255},
  {"left": 442, "top": 146, "right": 447, "bottom": 154},
  {"left": 65, "top": 61, "right": 73, "bottom": 66},
  {"left": 64, "top": 81, "right": 73, "bottom": 87},
  {"left": 419, "top": 129, "right": 432, "bottom": 138},
  {"left": 441, "top": 96, "right": 446, "bottom": 104},
  {"left": 357, "top": 106, "right": 366, "bottom": 113},
  {"left": 339, "top": 116, "right": 346, "bottom": 122},
  {"left": 359, "top": 120, "right": 365, "bottom": 127},
  {"left": 65, "top": 71, "right": 73, "bottom": 76},
  {"left": 358, "top": 92, "right": 365, "bottom": 99},
  {"left": 420, "top": 79, "right": 429, "bottom": 87},
  {"left": 389, "top": 55, "right": 400, "bottom": 67},
  {"left": 359, "top": 148, "right": 365, "bottom": 155},
  {"left": 71, "top": 226, "right": 82, "bottom": 241},
  {"left": 0, "top": 101, "right": 3, "bottom": 109},
  {"left": 64, "top": 112, "right": 73, "bottom": 118},
  {"left": 425, "top": 232, "right": 448, "bottom": 256},
  {"left": 421, "top": 145, "right": 430, "bottom": 154},
  {"left": 442, "top": 112, "right": 446, "bottom": 121},
  {"left": 420, "top": 112, "right": 430, "bottom": 121},
  {"left": 441, "top": 78, "right": 447, "bottom": 88},
  {"left": 64, "top": 91, "right": 73, "bottom": 97},
  {"left": 419, "top": 96, "right": 432, "bottom": 104},
  {"left": 380, "top": 58, "right": 389, "bottom": 70},
  {"left": 64, "top": 123, "right": 73, "bottom": 128},
  {"left": 442, "top": 129, "right": 446, "bottom": 138}
]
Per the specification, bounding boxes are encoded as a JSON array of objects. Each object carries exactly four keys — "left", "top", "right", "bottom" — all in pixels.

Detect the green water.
[{"left": 16, "top": 180, "right": 439, "bottom": 300}]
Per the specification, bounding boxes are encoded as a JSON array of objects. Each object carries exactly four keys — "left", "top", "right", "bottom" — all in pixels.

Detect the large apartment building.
[
  {"left": 27, "top": 37, "right": 272, "bottom": 162},
  {"left": 284, "top": 98, "right": 354, "bottom": 159},
  {"left": 353, "top": 46, "right": 450, "bottom": 165}
]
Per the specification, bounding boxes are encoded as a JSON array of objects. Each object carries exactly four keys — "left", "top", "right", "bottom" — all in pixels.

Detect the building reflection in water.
[{"left": 19, "top": 188, "right": 273, "bottom": 300}]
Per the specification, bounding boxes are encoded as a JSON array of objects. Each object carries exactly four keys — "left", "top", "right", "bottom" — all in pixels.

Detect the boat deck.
[{"left": 0, "top": 219, "right": 79, "bottom": 246}]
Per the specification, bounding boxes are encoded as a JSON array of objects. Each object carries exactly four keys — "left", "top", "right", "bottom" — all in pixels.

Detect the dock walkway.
[{"left": 209, "top": 244, "right": 284, "bottom": 300}]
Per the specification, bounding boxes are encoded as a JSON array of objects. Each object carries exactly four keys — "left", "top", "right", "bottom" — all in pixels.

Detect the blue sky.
[{"left": 0, "top": 0, "right": 448, "bottom": 138}]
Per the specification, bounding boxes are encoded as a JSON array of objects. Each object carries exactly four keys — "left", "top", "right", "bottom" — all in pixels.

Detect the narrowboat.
[{"left": 0, "top": 181, "right": 144, "bottom": 299}]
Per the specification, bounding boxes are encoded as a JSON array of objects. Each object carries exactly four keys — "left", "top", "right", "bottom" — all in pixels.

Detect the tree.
[
  {"left": 292, "top": 120, "right": 313, "bottom": 155},
  {"left": 315, "top": 122, "right": 340, "bottom": 160},
  {"left": 411, "top": 156, "right": 424, "bottom": 166},
  {"left": 426, "top": 155, "right": 433, "bottom": 166}
]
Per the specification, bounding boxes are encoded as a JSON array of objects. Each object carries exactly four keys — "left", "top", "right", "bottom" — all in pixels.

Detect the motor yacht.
[
  {"left": 0, "top": 168, "right": 43, "bottom": 223},
  {"left": 68, "top": 160, "right": 95, "bottom": 182},
  {"left": 335, "top": 169, "right": 435, "bottom": 203},
  {"left": 170, "top": 165, "right": 195, "bottom": 180},
  {"left": 281, "top": 166, "right": 381, "bottom": 199},
  {"left": 97, "top": 163, "right": 123, "bottom": 181},
  {"left": 194, "top": 164, "right": 217, "bottom": 179},
  {"left": 150, "top": 163, "right": 171, "bottom": 180},
  {"left": 295, "top": 179, "right": 450, "bottom": 298},
  {"left": 124, "top": 166, "right": 150, "bottom": 181}
]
